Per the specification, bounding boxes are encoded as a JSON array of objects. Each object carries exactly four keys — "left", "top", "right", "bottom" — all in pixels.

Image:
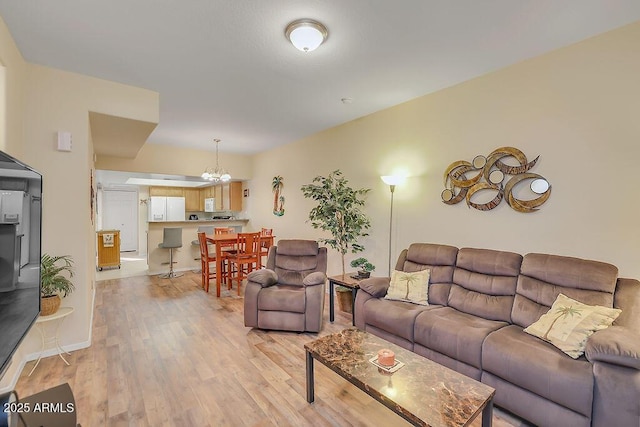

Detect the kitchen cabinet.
[
  {"left": 201, "top": 186, "right": 215, "bottom": 198},
  {"left": 147, "top": 184, "right": 241, "bottom": 211},
  {"left": 214, "top": 185, "right": 223, "bottom": 210},
  {"left": 149, "top": 186, "right": 184, "bottom": 197},
  {"left": 214, "top": 182, "right": 242, "bottom": 211},
  {"left": 228, "top": 182, "right": 243, "bottom": 211},
  {"left": 184, "top": 188, "right": 200, "bottom": 211}
]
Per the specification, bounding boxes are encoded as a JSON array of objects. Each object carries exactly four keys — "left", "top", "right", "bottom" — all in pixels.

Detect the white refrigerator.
[{"left": 148, "top": 196, "right": 185, "bottom": 221}]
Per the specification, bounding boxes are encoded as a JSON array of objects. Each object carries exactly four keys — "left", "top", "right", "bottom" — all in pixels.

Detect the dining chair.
[
  {"left": 259, "top": 228, "right": 274, "bottom": 268},
  {"left": 197, "top": 232, "right": 217, "bottom": 293},
  {"left": 226, "top": 232, "right": 261, "bottom": 295},
  {"left": 192, "top": 226, "right": 215, "bottom": 270}
]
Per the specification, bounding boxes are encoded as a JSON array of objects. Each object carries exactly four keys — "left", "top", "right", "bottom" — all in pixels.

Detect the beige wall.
[
  {"left": 248, "top": 22, "right": 640, "bottom": 279},
  {"left": 2, "top": 13, "right": 640, "bottom": 388},
  {"left": 0, "top": 16, "right": 26, "bottom": 157},
  {"left": 0, "top": 16, "right": 28, "bottom": 389},
  {"left": 18, "top": 64, "right": 158, "bottom": 360},
  {"left": 0, "top": 16, "right": 160, "bottom": 389}
]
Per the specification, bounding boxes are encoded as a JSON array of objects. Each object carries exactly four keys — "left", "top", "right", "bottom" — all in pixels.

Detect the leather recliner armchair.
[{"left": 244, "top": 240, "right": 327, "bottom": 333}]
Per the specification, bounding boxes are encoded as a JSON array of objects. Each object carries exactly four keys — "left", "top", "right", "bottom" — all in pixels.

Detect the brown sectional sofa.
[{"left": 354, "top": 243, "right": 640, "bottom": 427}]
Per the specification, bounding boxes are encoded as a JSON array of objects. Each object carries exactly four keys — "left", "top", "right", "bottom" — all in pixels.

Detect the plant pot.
[
  {"left": 358, "top": 271, "right": 371, "bottom": 279},
  {"left": 336, "top": 289, "right": 353, "bottom": 314},
  {"left": 41, "top": 295, "right": 61, "bottom": 316}
]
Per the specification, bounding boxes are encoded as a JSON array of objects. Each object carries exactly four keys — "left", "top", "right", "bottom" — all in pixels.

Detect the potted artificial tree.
[
  {"left": 300, "top": 170, "right": 371, "bottom": 276},
  {"left": 350, "top": 257, "right": 375, "bottom": 279},
  {"left": 40, "top": 254, "right": 75, "bottom": 316}
]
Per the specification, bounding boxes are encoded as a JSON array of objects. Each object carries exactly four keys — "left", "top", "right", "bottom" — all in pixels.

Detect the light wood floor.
[{"left": 16, "top": 272, "right": 525, "bottom": 426}]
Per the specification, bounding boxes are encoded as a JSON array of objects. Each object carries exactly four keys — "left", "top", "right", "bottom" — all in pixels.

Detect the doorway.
[{"left": 102, "top": 189, "right": 138, "bottom": 252}]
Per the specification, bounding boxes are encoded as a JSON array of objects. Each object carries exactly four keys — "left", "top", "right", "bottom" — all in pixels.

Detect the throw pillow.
[
  {"left": 384, "top": 269, "right": 430, "bottom": 305},
  {"left": 524, "top": 293, "right": 621, "bottom": 359}
]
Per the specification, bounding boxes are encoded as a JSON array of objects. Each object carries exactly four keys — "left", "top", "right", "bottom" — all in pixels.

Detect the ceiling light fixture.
[
  {"left": 285, "top": 19, "right": 328, "bottom": 52},
  {"left": 201, "top": 139, "right": 231, "bottom": 182}
]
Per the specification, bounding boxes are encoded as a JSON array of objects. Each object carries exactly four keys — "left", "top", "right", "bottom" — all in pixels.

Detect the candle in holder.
[{"left": 377, "top": 349, "right": 395, "bottom": 366}]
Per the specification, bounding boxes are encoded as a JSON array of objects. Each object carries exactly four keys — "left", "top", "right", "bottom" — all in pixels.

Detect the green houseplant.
[
  {"left": 350, "top": 257, "right": 375, "bottom": 278},
  {"left": 301, "top": 170, "right": 371, "bottom": 276},
  {"left": 40, "top": 254, "right": 75, "bottom": 316}
]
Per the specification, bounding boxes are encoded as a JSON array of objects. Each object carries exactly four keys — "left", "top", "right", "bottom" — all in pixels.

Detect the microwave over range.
[{"left": 204, "top": 198, "right": 215, "bottom": 212}]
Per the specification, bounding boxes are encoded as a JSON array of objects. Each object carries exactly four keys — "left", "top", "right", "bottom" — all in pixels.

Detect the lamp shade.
[
  {"left": 381, "top": 175, "right": 405, "bottom": 186},
  {"left": 285, "top": 19, "right": 328, "bottom": 52}
]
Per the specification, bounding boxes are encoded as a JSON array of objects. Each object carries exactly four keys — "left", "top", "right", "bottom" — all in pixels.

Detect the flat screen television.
[{"left": 0, "top": 150, "right": 42, "bottom": 380}]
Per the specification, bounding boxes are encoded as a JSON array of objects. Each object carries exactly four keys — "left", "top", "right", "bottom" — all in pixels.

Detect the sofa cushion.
[
  {"left": 524, "top": 293, "right": 621, "bottom": 358},
  {"left": 399, "top": 243, "right": 458, "bottom": 305},
  {"left": 385, "top": 269, "right": 430, "bottom": 305},
  {"left": 413, "top": 307, "right": 507, "bottom": 369},
  {"left": 512, "top": 253, "right": 619, "bottom": 328},
  {"left": 257, "top": 285, "right": 305, "bottom": 313},
  {"left": 448, "top": 248, "right": 522, "bottom": 322},
  {"left": 482, "top": 324, "right": 594, "bottom": 417},
  {"left": 362, "top": 298, "right": 434, "bottom": 342}
]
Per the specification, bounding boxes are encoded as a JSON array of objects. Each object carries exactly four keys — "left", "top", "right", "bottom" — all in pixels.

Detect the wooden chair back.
[
  {"left": 215, "top": 227, "right": 234, "bottom": 235},
  {"left": 198, "top": 232, "right": 212, "bottom": 260},
  {"left": 237, "top": 232, "right": 261, "bottom": 256}
]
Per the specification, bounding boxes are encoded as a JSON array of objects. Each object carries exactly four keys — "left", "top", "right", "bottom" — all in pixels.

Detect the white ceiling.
[{"left": 1, "top": 1, "right": 640, "bottom": 155}]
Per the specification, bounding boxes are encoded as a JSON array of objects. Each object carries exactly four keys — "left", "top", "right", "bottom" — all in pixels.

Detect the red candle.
[{"left": 377, "top": 349, "right": 395, "bottom": 366}]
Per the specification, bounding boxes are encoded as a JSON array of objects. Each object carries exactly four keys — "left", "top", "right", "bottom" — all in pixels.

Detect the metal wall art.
[
  {"left": 441, "top": 147, "right": 551, "bottom": 213},
  {"left": 272, "top": 175, "right": 285, "bottom": 216}
]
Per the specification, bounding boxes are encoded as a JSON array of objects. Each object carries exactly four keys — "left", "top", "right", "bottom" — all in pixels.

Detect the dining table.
[{"left": 205, "top": 233, "right": 275, "bottom": 297}]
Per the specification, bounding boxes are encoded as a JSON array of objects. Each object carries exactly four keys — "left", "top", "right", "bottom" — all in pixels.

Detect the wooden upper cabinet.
[
  {"left": 228, "top": 182, "right": 243, "bottom": 211},
  {"left": 214, "top": 185, "right": 223, "bottom": 210},
  {"left": 147, "top": 183, "right": 241, "bottom": 211},
  {"left": 149, "top": 186, "right": 185, "bottom": 197},
  {"left": 184, "top": 188, "right": 201, "bottom": 211},
  {"left": 201, "top": 186, "right": 215, "bottom": 199}
]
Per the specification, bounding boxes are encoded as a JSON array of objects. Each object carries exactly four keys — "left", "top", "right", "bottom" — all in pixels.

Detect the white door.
[{"left": 102, "top": 189, "right": 138, "bottom": 252}]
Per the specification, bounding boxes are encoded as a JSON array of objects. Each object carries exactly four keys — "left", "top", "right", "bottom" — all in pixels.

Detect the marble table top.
[{"left": 304, "top": 328, "right": 495, "bottom": 427}]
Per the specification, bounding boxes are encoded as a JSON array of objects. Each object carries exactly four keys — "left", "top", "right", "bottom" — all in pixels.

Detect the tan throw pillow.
[
  {"left": 384, "top": 269, "right": 430, "bottom": 305},
  {"left": 524, "top": 293, "right": 621, "bottom": 359}
]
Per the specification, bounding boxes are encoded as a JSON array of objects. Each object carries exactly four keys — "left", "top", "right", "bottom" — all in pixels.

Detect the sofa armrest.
[
  {"left": 303, "top": 272, "right": 326, "bottom": 286},
  {"left": 585, "top": 326, "right": 640, "bottom": 370},
  {"left": 359, "top": 277, "right": 390, "bottom": 298},
  {"left": 247, "top": 269, "right": 278, "bottom": 287}
]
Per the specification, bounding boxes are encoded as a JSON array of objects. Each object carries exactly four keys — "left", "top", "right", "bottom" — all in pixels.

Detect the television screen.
[{"left": 0, "top": 150, "right": 42, "bottom": 379}]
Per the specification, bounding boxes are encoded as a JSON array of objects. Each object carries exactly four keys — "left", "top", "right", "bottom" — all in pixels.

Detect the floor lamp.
[{"left": 381, "top": 176, "right": 404, "bottom": 276}]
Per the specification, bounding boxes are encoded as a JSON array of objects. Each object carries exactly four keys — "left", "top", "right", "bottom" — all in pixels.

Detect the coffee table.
[{"left": 304, "top": 328, "right": 495, "bottom": 427}]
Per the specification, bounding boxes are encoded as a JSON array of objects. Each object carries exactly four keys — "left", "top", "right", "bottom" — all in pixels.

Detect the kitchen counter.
[{"left": 147, "top": 219, "right": 248, "bottom": 275}]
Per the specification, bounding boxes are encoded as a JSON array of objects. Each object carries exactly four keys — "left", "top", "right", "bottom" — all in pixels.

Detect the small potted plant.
[
  {"left": 350, "top": 257, "right": 375, "bottom": 279},
  {"left": 40, "top": 254, "right": 75, "bottom": 316}
]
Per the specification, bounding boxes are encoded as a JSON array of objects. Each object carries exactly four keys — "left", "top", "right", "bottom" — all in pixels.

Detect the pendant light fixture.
[
  {"left": 285, "top": 19, "right": 328, "bottom": 52},
  {"left": 201, "top": 139, "right": 231, "bottom": 182}
]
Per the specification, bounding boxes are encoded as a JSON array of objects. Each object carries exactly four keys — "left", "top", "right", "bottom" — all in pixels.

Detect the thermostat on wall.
[{"left": 57, "top": 131, "right": 72, "bottom": 152}]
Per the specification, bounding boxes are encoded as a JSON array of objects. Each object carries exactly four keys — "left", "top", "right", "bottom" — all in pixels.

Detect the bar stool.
[{"left": 158, "top": 227, "right": 183, "bottom": 278}]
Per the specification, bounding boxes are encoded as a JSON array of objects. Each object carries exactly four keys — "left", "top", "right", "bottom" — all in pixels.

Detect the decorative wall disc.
[
  {"left": 442, "top": 147, "right": 551, "bottom": 213},
  {"left": 488, "top": 170, "right": 504, "bottom": 185}
]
